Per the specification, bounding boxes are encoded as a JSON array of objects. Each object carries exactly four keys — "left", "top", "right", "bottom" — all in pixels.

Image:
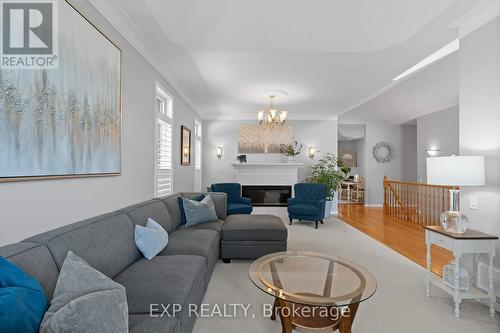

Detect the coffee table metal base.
[{"left": 270, "top": 293, "right": 359, "bottom": 333}]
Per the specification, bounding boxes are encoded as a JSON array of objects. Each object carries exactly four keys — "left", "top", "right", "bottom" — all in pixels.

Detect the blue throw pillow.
[
  {"left": 134, "top": 218, "right": 169, "bottom": 260},
  {"left": 179, "top": 194, "right": 205, "bottom": 224},
  {"left": 182, "top": 195, "right": 219, "bottom": 227},
  {"left": 0, "top": 257, "right": 47, "bottom": 333}
]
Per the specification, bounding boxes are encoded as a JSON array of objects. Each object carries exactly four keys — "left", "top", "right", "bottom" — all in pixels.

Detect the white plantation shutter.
[
  {"left": 157, "top": 119, "right": 172, "bottom": 196},
  {"left": 194, "top": 120, "right": 202, "bottom": 192},
  {"left": 155, "top": 89, "right": 173, "bottom": 197}
]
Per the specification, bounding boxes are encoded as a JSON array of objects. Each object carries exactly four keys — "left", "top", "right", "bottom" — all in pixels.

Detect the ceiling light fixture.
[
  {"left": 257, "top": 94, "right": 288, "bottom": 126},
  {"left": 392, "top": 39, "right": 459, "bottom": 81}
]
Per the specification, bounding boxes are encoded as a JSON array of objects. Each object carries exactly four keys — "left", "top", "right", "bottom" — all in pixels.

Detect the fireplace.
[{"left": 242, "top": 185, "right": 292, "bottom": 207}]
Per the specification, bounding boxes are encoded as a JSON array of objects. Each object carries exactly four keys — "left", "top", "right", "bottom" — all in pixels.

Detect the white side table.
[{"left": 424, "top": 226, "right": 498, "bottom": 318}]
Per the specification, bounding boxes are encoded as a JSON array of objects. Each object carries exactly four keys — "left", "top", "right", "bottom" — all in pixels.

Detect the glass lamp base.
[{"left": 440, "top": 210, "right": 468, "bottom": 233}]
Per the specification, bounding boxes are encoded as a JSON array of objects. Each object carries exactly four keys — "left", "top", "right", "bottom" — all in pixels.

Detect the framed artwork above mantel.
[
  {"left": 238, "top": 125, "right": 293, "bottom": 154},
  {"left": 0, "top": 0, "right": 121, "bottom": 182}
]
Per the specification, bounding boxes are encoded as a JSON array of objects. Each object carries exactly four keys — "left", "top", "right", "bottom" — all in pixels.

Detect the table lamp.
[{"left": 426, "top": 156, "right": 485, "bottom": 233}]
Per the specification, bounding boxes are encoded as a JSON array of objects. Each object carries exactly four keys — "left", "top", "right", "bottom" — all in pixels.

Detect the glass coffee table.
[{"left": 249, "top": 251, "right": 377, "bottom": 333}]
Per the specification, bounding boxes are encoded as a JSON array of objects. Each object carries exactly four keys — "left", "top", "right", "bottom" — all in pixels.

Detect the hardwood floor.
[{"left": 337, "top": 204, "right": 453, "bottom": 277}]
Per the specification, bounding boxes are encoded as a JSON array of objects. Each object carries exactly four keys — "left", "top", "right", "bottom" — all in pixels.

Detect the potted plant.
[
  {"left": 280, "top": 141, "right": 303, "bottom": 162},
  {"left": 307, "top": 153, "right": 351, "bottom": 218}
]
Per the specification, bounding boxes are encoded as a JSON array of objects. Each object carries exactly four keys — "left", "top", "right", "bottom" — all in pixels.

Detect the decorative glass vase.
[
  {"left": 440, "top": 189, "right": 468, "bottom": 233},
  {"left": 286, "top": 156, "right": 296, "bottom": 163},
  {"left": 440, "top": 210, "right": 468, "bottom": 234}
]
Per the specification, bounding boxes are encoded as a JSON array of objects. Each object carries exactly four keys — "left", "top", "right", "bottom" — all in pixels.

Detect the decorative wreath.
[{"left": 372, "top": 141, "right": 394, "bottom": 163}]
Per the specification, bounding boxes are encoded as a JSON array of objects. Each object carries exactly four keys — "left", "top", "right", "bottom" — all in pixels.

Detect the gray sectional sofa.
[{"left": 0, "top": 192, "right": 287, "bottom": 333}]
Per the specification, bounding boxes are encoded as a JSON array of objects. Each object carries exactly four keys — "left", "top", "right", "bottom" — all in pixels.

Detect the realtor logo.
[{"left": 1, "top": 0, "right": 58, "bottom": 69}]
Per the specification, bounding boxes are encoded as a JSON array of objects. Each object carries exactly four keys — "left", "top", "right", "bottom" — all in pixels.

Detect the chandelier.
[{"left": 257, "top": 95, "right": 288, "bottom": 126}]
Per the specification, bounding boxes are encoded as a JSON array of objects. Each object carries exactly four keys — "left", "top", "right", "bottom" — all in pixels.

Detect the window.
[
  {"left": 194, "top": 119, "right": 202, "bottom": 192},
  {"left": 155, "top": 86, "right": 173, "bottom": 197}
]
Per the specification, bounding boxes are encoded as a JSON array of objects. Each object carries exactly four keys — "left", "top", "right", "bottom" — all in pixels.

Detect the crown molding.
[
  {"left": 449, "top": 0, "right": 500, "bottom": 38},
  {"left": 86, "top": 0, "right": 204, "bottom": 117}
]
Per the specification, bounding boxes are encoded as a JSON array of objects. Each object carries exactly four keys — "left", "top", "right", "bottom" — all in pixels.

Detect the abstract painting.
[
  {"left": 0, "top": 1, "right": 121, "bottom": 181},
  {"left": 238, "top": 125, "right": 293, "bottom": 154}
]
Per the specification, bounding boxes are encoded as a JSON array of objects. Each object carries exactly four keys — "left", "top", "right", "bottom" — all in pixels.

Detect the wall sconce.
[
  {"left": 309, "top": 146, "right": 316, "bottom": 159},
  {"left": 216, "top": 146, "right": 223, "bottom": 159},
  {"left": 426, "top": 148, "right": 440, "bottom": 156}
]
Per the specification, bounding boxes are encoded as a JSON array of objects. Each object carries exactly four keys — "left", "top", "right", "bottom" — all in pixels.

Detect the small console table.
[{"left": 424, "top": 225, "right": 498, "bottom": 318}]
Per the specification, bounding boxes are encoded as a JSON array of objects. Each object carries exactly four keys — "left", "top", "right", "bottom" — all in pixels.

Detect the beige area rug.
[{"left": 193, "top": 208, "right": 500, "bottom": 333}]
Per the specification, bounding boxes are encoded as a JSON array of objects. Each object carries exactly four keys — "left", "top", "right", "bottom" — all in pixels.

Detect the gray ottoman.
[{"left": 221, "top": 214, "right": 287, "bottom": 263}]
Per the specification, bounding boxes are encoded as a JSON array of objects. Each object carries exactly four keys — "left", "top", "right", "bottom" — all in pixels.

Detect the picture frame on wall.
[
  {"left": 339, "top": 149, "right": 357, "bottom": 167},
  {"left": 0, "top": 0, "right": 122, "bottom": 182},
  {"left": 181, "top": 126, "right": 191, "bottom": 166}
]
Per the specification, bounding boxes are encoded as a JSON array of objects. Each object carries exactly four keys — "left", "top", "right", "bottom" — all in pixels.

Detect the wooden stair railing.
[{"left": 383, "top": 176, "right": 457, "bottom": 226}]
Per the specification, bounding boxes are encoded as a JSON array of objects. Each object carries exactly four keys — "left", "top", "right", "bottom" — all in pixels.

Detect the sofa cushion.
[
  {"left": 176, "top": 220, "right": 224, "bottom": 233},
  {"left": 287, "top": 203, "right": 320, "bottom": 216},
  {"left": 129, "top": 315, "right": 179, "bottom": 333},
  {"left": 0, "top": 242, "right": 59, "bottom": 300},
  {"left": 222, "top": 214, "right": 287, "bottom": 241},
  {"left": 160, "top": 230, "right": 219, "bottom": 285},
  {"left": 27, "top": 213, "right": 140, "bottom": 279},
  {"left": 160, "top": 194, "right": 183, "bottom": 230},
  {"left": 40, "top": 252, "right": 128, "bottom": 333},
  {"left": 121, "top": 200, "right": 174, "bottom": 233},
  {"left": 23, "top": 212, "right": 118, "bottom": 244},
  {"left": 0, "top": 257, "right": 47, "bottom": 333},
  {"left": 114, "top": 255, "right": 205, "bottom": 332}
]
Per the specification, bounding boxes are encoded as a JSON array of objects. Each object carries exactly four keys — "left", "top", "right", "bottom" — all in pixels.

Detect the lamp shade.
[{"left": 426, "top": 156, "right": 485, "bottom": 186}]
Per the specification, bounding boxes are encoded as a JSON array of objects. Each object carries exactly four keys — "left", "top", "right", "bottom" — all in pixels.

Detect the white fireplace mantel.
[{"left": 230, "top": 163, "right": 303, "bottom": 187}]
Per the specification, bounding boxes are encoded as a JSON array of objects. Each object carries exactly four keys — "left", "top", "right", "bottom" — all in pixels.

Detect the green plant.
[
  {"left": 280, "top": 141, "right": 303, "bottom": 157},
  {"left": 307, "top": 153, "right": 351, "bottom": 200}
]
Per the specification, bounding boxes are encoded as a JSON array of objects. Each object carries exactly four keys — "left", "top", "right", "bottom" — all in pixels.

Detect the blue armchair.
[
  {"left": 287, "top": 183, "right": 327, "bottom": 229},
  {"left": 211, "top": 183, "right": 253, "bottom": 215}
]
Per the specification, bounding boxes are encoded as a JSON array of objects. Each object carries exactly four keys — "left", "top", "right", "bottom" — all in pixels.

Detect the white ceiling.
[
  {"left": 112, "top": 0, "right": 482, "bottom": 121},
  {"left": 353, "top": 52, "right": 459, "bottom": 124}
]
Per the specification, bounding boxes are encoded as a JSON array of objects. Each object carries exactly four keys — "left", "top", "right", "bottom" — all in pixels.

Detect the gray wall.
[
  {"left": 401, "top": 124, "right": 417, "bottom": 182},
  {"left": 202, "top": 119, "right": 338, "bottom": 206},
  {"left": 416, "top": 106, "right": 459, "bottom": 182},
  {"left": 459, "top": 17, "right": 500, "bottom": 274},
  {"left": 0, "top": 0, "right": 201, "bottom": 245},
  {"left": 339, "top": 109, "right": 409, "bottom": 205}
]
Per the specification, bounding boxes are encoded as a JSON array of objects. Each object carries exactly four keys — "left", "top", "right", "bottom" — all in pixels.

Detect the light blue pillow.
[
  {"left": 182, "top": 195, "right": 219, "bottom": 227},
  {"left": 134, "top": 218, "right": 169, "bottom": 260}
]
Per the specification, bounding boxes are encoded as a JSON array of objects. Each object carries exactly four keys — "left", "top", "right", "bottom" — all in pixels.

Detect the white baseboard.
[{"left": 364, "top": 204, "right": 383, "bottom": 208}]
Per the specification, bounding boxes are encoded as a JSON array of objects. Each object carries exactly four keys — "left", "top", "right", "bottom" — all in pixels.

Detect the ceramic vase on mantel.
[{"left": 286, "top": 156, "right": 296, "bottom": 163}]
